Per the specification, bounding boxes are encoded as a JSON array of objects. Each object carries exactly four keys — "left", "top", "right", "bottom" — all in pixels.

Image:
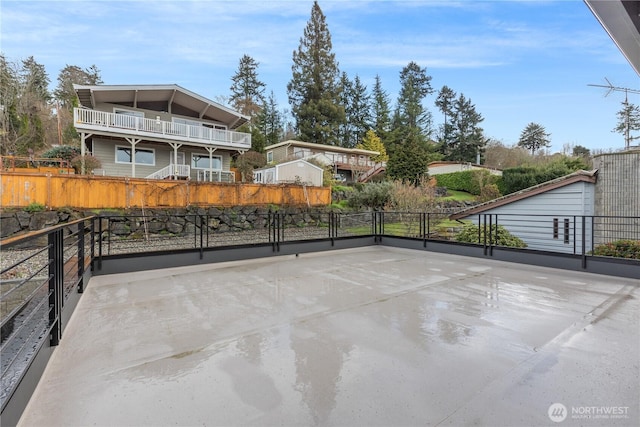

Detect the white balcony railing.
[
  {"left": 146, "top": 164, "right": 191, "bottom": 180},
  {"left": 74, "top": 108, "right": 251, "bottom": 148}
]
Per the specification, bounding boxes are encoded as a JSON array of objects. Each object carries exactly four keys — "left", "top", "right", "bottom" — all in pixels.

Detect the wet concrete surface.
[{"left": 18, "top": 247, "right": 639, "bottom": 426}]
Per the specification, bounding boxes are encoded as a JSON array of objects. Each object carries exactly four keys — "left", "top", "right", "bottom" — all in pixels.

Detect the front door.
[{"left": 170, "top": 151, "right": 185, "bottom": 165}]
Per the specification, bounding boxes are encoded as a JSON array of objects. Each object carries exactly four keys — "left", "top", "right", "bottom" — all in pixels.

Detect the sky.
[{"left": 1, "top": 0, "right": 639, "bottom": 153}]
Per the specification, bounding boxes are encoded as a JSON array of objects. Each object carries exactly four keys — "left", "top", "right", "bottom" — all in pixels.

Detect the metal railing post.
[
  {"left": 77, "top": 221, "right": 85, "bottom": 293},
  {"left": 582, "top": 216, "right": 587, "bottom": 269},
  {"left": 49, "top": 229, "right": 63, "bottom": 346}
]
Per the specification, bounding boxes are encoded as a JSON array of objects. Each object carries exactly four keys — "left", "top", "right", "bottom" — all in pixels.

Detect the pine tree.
[
  {"left": 255, "top": 91, "right": 284, "bottom": 151},
  {"left": 287, "top": 1, "right": 344, "bottom": 145},
  {"left": 395, "top": 61, "right": 433, "bottom": 134},
  {"left": 371, "top": 74, "right": 391, "bottom": 144},
  {"left": 435, "top": 85, "right": 456, "bottom": 154},
  {"left": 386, "top": 128, "right": 431, "bottom": 185},
  {"left": 518, "top": 122, "right": 551, "bottom": 155},
  {"left": 613, "top": 99, "right": 640, "bottom": 149},
  {"left": 230, "top": 54, "right": 265, "bottom": 123},
  {"left": 339, "top": 72, "right": 371, "bottom": 148},
  {"left": 357, "top": 130, "right": 388, "bottom": 162},
  {"left": 54, "top": 64, "right": 103, "bottom": 109},
  {"left": 447, "top": 94, "right": 485, "bottom": 162}
]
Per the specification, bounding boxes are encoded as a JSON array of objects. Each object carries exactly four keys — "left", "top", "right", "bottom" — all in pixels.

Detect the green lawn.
[{"left": 345, "top": 218, "right": 470, "bottom": 237}]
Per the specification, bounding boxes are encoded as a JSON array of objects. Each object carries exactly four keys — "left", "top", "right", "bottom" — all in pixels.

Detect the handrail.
[
  {"left": 74, "top": 108, "right": 251, "bottom": 148},
  {"left": 1, "top": 216, "right": 96, "bottom": 419}
]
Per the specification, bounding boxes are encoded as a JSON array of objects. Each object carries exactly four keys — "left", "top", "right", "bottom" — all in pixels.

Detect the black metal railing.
[
  {"left": 0, "top": 217, "right": 94, "bottom": 413},
  {"left": 1, "top": 210, "right": 638, "bottom": 424},
  {"left": 91, "top": 211, "right": 639, "bottom": 260}
]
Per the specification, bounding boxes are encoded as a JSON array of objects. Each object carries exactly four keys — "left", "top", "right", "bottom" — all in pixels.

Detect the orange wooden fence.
[{"left": 0, "top": 173, "right": 331, "bottom": 209}]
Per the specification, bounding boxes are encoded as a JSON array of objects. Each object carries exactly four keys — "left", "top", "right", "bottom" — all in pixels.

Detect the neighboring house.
[
  {"left": 450, "top": 170, "right": 597, "bottom": 253},
  {"left": 73, "top": 84, "right": 251, "bottom": 182},
  {"left": 428, "top": 161, "right": 502, "bottom": 176},
  {"left": 253, "top": 159, "right": 324, "bottom": 187},
  {"left": 264, "top": 140, "right": 382, "bottom": 182}
]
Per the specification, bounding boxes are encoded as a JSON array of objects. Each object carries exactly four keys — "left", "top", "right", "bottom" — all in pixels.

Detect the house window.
[
  {"left": 191, "top": 153, "right": 222, "bottom": 170},
  {"left": 293, "top": 147, "right": 310, "bottom": 159},
  {"left": 553, "top": 218, "right": 559, "bottom": 239},
  {"left": 564, "top": 219, "right": 570, "bottom": 244},
  {"left": 254, "top": 172, "right": 263, "bottom": 183},
  {"left": 267, "top": 151, "right": 273, "bottom": 163},
  {"left": 115, "top": 146, "right": 155, "bottom": 165}
]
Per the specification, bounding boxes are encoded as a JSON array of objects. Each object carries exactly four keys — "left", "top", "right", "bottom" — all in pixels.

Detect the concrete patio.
[{"left": 18, "top": 247, "right": 639, "bottom": 426}]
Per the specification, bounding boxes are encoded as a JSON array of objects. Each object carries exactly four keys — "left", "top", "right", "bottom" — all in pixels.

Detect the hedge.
[{"left": 434, "top": 170, "right": 503, "bottom": 196}]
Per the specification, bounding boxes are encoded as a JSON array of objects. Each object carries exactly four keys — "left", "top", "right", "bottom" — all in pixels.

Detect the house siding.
[
  {"left": 92, "top": 138, "right": 232, "bottom": 179},
  {"left": 470, "top": 182, "right": 594, "bottom": 253}
]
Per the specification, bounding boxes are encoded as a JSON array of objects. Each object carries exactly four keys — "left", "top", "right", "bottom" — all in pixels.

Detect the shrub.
[
  {"left": 70, "top": 155, "right": 102, "bottom": 174},
  {"left": 346, "top": 181, "right": 393, "bottom": 209},
  {"left": 456, "top": 223, "right": 527, "bottom": 248},
  {"left": 479, "top": 184, "right": 501, "bottom": 203},
  {"left": 24, "top": 202, "right": 46, "bottom": 213},
  {"left": 41, "top": 146, "right": 81, "bottom": 163},
  {"left": 591, "top": 240, "right": 640, "bottom": 259},
  {"left": 385, "top": 178, "right": 437, "bottom": 212},
  {"left": 434, "top": 170, "right": 502, "bottom": 196},
  {"left": 234, "top": 151, "right": 266, "bottom": 182}
]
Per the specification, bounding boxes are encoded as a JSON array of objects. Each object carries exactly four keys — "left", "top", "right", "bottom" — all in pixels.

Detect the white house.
[
  {"left": 264, "top": 140, "right": 382, "bottom": 182},
  {"left": 253, "top": 159, "right": 324, "bottom": 187},
  {"left": 450, "top": 170, "right": 597, "bottom": 253},
  {"left": 73, "top": 84, "right": 251, "bottom": 182}
]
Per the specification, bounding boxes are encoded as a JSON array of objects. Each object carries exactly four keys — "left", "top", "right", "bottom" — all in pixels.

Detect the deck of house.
[{"left": 16, "top": 247, "right": 639, "bottom": 426}]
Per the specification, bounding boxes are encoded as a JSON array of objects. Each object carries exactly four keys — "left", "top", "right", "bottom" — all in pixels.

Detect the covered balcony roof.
[
  {"left": 585, "top": 0, "right": 640, "bottom": 76},
  {"left": 74, "top": 84, "right": 250, "bottom": 129}
]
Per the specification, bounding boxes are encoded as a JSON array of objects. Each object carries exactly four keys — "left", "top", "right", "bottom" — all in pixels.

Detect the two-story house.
[
  {"left": 73, "top": 84, "right": 251, "bottom": 182},
  {"left": 264, "top": 140, "right": 383, "bottom": 182}
]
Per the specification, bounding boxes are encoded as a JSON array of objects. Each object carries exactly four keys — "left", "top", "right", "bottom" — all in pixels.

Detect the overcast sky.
[{"left": 2, "top": 0, "right": 639, "bottom": 152}]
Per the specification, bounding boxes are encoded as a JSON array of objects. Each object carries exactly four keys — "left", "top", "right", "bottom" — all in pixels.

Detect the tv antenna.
[{"left": 588, "top": 78, "right": 640, "bottom": 149}]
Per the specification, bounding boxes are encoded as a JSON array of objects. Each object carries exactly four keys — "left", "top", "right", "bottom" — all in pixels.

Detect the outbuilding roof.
[{"left": 449, "top": 169, "right": 598, "bottom": 220}]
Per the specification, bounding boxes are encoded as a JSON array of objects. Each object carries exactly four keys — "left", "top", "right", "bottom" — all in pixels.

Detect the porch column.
[
  {"left": 169, "top": 142, "right": 183, "bottom": 180},
  {"left": 125, "top": 137, "right": 141, "bottom": 178},
  {"left": 204, "top": 147, "right": 217, "bottom": 182},
  {"left": 79, "top": 132, "right": 93, "bottom": 175}
]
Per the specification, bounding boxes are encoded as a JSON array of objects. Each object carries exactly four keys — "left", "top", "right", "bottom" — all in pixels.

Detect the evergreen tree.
[
  {"left": 338, "top": 72, "right": 370, "bottom": 148},
  {"left": 349, "top": 75, "right": 371, "bottom": 147},
  {"left": 447, "top": 94, "right": 485, "bottom": 162},
  {"left": 0, "top": 54, "right": 20, "bottom": 154},
  {"left": 518, "top": 122, "right": 551, "bottom": 155},
  {"left": 255, "top": 91, "right": 284, "bottom": 151},
  {"left": 371, "top": 74, "right": 391, "bottom": 144},
  {"left": 54, "top": 64, "right": 103, "bottom": 146},
  {"left": 287, "top": 1, "right": 344, "bottom": 145},
  {"left": 54, "top": 64, "right": 103, "bottom": 109},
  {"left": 435, "top": 85, "right": 456, "bottom": 154},
  {"left": 386, "top": 128, "right": 431, "bottom": 185},
  {"left": 613, "top": 99, "right": 640, "bottom": 149},
  {"left": 395, "top": 61, "right": 433, "bottom": 134},
  {"left": 338, "top": 72, "right": 355, "bottom": 147},
  {"left": 357, "top": 130, "right": 388, "bottom": 162},
  {"left": 229, "top": 54, "right": 266, "bottom": 123},
  {"left": 3, "top": 56, "right": 52, "bottom": 155}
]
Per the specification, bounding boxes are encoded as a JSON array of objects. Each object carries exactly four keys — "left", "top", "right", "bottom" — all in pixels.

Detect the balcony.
[{"left": 74, "top": 108, "right": 251, "bottom": 149}]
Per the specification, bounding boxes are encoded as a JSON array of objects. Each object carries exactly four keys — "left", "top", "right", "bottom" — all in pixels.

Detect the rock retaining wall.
[{"left": 0, "top": 206, "right": 330, "bottom": 239}]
